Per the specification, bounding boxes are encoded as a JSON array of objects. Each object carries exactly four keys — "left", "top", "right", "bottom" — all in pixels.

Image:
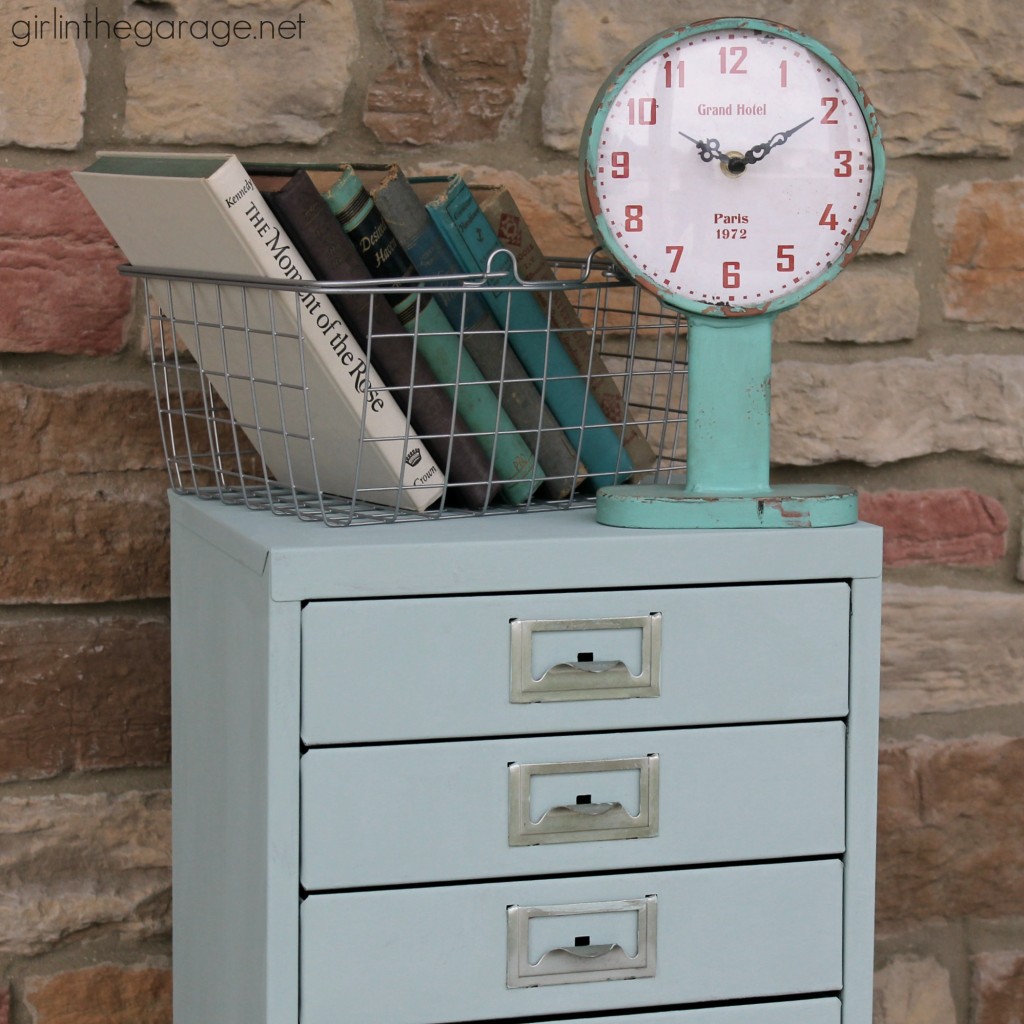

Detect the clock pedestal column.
[{"left": 596, "top": 314, "right": 859, "bottom": 529}]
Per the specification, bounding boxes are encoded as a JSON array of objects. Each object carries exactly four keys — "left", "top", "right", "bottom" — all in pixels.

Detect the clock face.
[{"left": 581, "top": 19, "right": 884, "bottom": 315}]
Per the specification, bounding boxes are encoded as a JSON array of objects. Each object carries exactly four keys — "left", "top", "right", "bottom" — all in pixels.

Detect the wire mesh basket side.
[{"left": 136, "top": 257, "right": 689, "bottom": 526}]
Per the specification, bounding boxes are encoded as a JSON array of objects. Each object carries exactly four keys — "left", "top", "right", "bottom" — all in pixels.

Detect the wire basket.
[{"left": 126, "top": 252, "right": 688, "bottom": 527}]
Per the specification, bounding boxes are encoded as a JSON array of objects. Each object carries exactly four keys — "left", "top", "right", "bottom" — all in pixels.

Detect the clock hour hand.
[
  {"left": 740, "top": 116, "right": 815, "bottom": 167},
  {"left": 678, "top": 130, "right": 727, "bottom": 165}
]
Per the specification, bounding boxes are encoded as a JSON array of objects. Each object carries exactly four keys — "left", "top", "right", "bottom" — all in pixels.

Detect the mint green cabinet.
[{"left": 169, "top": 495, "right": 881, "bottom": 1024}]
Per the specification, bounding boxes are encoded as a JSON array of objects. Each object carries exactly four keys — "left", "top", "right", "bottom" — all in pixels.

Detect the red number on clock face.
[
  {"left": 719, "top": 46, "right": 747, "bottom": 74},
  {"left": 610, "top": 151, "right": 630, "bottom": 178},
  {"left": 663, "top": 59, "right": 685, "bottom": 88},
  {"left": 628, "top": 97, "right": 657, "bottom": 125},
  {"left": 820, "top": 204, "right": 839, "bottom": 230},
  {"left": 624, "top": 204, "right": 644, "bottom": 231},
  {"left": 665, "top": 245, "right": 685, "bottom": 271},
  {"left": 776, "top": 245, "right": 796, "bottom": 273},
  {"left": 723, "top": 261, "right": 741, "bottom": 289},
  {"left": 834, "top": 150, "right": 853, "bottom": 177},
  {"left": 820, "top": 96, "right": 841, "bottom": 124}
]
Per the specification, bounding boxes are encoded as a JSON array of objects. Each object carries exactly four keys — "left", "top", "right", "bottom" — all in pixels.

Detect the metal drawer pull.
[
  {"left": 508, "top": 755, "right": 660, "bottom": 846},
  {"left": 509, "top": 613, "right": 662, "bottom": 703},
  {"left": 507, "top": 896, "right": 657, "bottom": 988}
]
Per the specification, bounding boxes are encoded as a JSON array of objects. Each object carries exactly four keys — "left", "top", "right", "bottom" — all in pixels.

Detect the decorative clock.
[{"left": 580, "top": 17, "right": 885, "bottom": 528}]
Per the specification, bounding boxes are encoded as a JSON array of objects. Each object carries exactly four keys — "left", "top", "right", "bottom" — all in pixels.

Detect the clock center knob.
[{"left": 723, "top": 152, "right": 747, "bottom": 177}]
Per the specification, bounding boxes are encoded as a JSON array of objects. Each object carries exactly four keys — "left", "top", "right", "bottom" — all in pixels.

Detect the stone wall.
[{"left": 0, "top": 0, "right": 1021, "bottom": 1021}]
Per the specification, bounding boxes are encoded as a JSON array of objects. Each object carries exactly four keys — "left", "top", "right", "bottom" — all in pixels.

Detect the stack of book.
[{"left": 74, "top": 152, "right": 656, "bottom": 512}]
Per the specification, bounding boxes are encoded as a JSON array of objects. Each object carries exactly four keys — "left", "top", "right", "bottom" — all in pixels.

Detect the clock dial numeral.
[
  {"left": 610, "top": 151, "right": 630, "bottom": 178},
  {"left": 820, "top": 96, "right": 841, "bottom": 125},
  {"left": 722, "top": 261, "right": 741, "bottom": 289},
  {"left": 819, "top": 204, "right": 839, "bottom": 230},
  {"left": 719, "top": 45, "right": 748, "bottom": 74},
  {"left": 624, "top": 204, "right": 644, "bottom": 231},
  {"left": 665, "top": 245, "right": 685, "bottom": 271},
  {"left": 776, "top": 244, "right": 796, "bottom": 273},
  {"left": 628, "top": 97, "right": 657, "bottom": 125},
  {"left": 834, "top": 150, "right": 854, "bottom": 177},
  {"left": 664, "top": 59, "right": 685, "bottom": 88},
  {"left": 779, "top": 59, "right": 789, "bottom": 87}
]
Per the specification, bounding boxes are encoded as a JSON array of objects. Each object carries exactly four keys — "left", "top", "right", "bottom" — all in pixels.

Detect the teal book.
[
  {"left": 412, "top": 174, "right": 634, "bottom": 490},
  {"left": 312, "top": 167, "right": 543, "bottom": 506}
]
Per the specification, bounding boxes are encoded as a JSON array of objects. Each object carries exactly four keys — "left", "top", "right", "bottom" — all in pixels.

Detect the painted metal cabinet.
[{"left": 169, "top": 494, "right": 882, "bottom": 1024}]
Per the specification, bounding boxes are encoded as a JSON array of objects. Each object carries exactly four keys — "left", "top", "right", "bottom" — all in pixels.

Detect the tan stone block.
[
  {"left": 775, "top": 265, "right": 919, "bottom": 344},
  {"left": 0, "top": 790, "right": 171, "bottom": 955},
  {"left": 935, "top": 178, "right": 1024, "bottom": 330},
  {"left": 365, "top": 0, "right": 531, "bottom": 144},
  {"left": 0, "top": 0, "right": 85, "bottom": 149},
  {"left": 879, "top": 584, "right": 1024, "bottom": 719},
  {"left": 861, "top": 489, "right": 1008, "bottom": 567},
  {"left": 25, "top": 963, "right": 171, "bottom": 1024},
  {"left": 862, "top": 174, "right": 918, "bottom": 257},
  {"left": 0, "top": 382, "right": 170, "bottom": 603},
  {"left": 0, "top": 170, "right": 131, "bottom": 355},
  {"left": 772, "top": 355, "right": 1024, "bottom": 467},
  {"left": 0, "top": 615, "right": 170, "bottom": 782},
  {"left": 876, "top": 736, "right": 1024, "bottom": 930},
  {"left": 123, "top": 0, "right": 357, "bottom": 145},
  {"left": 972, "top": 951, "right": 1024, "bottom": 1024},
  {"left": 874, "top": 956, "right": 957, "bottom": 1024},
  {"left": 0, "top": 382, "right": 164, "bottom": 485},
  {"left": 0, "top": 471, "right": 170, "bottom": 604}
]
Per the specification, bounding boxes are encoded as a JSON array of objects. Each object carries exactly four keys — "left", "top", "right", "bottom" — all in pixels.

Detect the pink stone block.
[
  {"left": 860, "top": 488, "right": 1008, "bottom": 567},
  {"left": 0, "top": 169, "right": 131, "bottom": 355}
]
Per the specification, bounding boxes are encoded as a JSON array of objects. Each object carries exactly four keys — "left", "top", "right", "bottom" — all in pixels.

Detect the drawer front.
[
  {"left": 301, "top": 722, "right": 846, "bottom": 889},
  {"left": 300, "top": 860, "right": 843, "bottom": 1024},
  {"left": 301, "top": 582, "right": 850, "bottom": 744},
  {"left": 552, "top": 1002, "right": 841, "bottom": 1024}
]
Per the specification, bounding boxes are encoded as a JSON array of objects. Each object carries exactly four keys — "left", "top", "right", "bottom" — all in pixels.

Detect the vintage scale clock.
[{"left": 581, "top": 17, "right": 885, "bottom": 528}]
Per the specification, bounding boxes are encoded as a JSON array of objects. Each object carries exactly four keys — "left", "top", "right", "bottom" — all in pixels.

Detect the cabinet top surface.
[{"left": 169, "top": 494, "right": 882, "bottom": 601}]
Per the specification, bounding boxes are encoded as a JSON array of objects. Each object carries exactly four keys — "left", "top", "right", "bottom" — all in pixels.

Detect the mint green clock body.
[{"left": 580, "top": 17, "right": 885, "bottom": 528}]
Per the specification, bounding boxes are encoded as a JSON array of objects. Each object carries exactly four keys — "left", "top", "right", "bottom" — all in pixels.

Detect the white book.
[{"left": 74, "top": 152, "right": 443, "bottom": 510}]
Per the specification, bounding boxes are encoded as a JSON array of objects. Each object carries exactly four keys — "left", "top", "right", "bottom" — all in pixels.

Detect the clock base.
[{"left": 595, "top": 483, "right": 859, "bottom": 530}]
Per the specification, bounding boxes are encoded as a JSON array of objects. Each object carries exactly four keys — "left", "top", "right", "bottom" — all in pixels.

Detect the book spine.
[
  {"left": 475, "top": 184, "right": 657, "bottom": 477},
  {"left": 370, "top": 167, "right": 583, "bottom": 500},
  {"left": 209, "top": 162, "right": 445, "bottom": 508},
  {"left": 423, "top": 175, "right": 634, "bottom": 491},
  {"left": 320, "top": 169, "right": 544, "bottom": 505}
]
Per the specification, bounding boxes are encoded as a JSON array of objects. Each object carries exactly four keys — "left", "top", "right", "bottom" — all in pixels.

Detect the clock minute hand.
[
  {"left": 741, "top": 116, "right": 815, "bottom": 166},
  {"left": 678, "top": 130, "right": 727, "bottom": 165}
]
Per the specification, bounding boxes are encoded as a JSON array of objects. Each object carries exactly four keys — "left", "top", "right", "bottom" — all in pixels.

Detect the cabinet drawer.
[
  {"left": 300, "top": 860, "right": 843, "bottom": 1024},
  {"left": 548, "top": 1000, "right": 841, "bottom": 1024},
  {"left": 301, "top": 722, "right": 845, "bottom": 889},
  {"left": 301, "top": 583, "right": 850, "bottom": 744}
]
